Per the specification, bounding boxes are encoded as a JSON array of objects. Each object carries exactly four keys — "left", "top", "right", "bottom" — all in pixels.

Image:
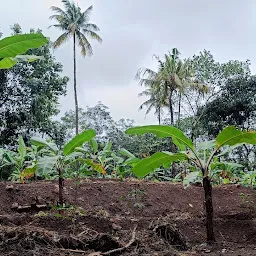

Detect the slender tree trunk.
[
  {"left": 177, "top": 92, "right": 182, "bottom": 128},
  {"left": 203, "top": 176, "right": 215, "bottom": 243},
  {"left": 158, "top": 107, "right": 161, "bottom": 125},
  {"left": 58, "top": 167, "right": 64, "bottom": 205},
  {"left": 73, "top": 34, "right": 79, "bottom": 135},
  {"left": 169, "top": 90, "right": 174, "bottom": 125}
]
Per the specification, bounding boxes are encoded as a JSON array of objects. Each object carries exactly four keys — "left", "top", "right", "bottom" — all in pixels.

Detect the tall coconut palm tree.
[
  {"left": 155, "top": 49, "right": 208, "bottom": 126},
  {"left": 138, "top": 87, "right": 168, "bottom": 125},
  {"left": 49, "top": 0, "right": 102, "bottom": 134},
  {"left": 135, "top": 67, "right": 167, "bottom": 124}
]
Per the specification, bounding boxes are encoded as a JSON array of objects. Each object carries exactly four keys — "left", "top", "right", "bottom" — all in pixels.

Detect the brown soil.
[{"left": 0, "top": 179, "right": 256, "bottom": 255}]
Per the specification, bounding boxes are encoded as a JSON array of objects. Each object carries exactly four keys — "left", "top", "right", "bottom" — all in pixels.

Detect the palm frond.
[
  {"left": 48, "top": 23, "right": 65, "bottom": 30},
  {"left": 50, "top": 6, "right": 66, "bottom": 16},
  {"left": 61, "top": 0, "right": 73, "bottom": 11},
  {"left": 135, "top": 68, "right": 156, "bottom": 81},
  {"left": 82, "top": 29, "right": 102, "bottom": 43},
  {"left": 83, "top": 23, "right": 100, "bottom": 32},
  {"left": 53, "top": 32, "right": 70, "bottom": 48},
  {"left": 76, "top": 31, "right": 93, "bottom": 56},
  {"left": 83, "top": 5, "right": 93, "bottom": 22}
]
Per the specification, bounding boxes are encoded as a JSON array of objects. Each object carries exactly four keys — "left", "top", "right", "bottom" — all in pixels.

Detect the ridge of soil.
[{"left": 0, "top": 179, "right": 256, "bottom": 255}]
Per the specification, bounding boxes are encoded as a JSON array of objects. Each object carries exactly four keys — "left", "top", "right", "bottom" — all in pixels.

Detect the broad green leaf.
[
  {"left": 183, "top": 171, "right": 200, "bottom": 188},
  {"left": 172, "top": 137, "right": 186, "bottom": 151},
  {"left": 217, "top": 144, "right": 243, "bottom": 157},
  {"left": 123, "top": 157, "right": 140, "bottom": 166},
  {"left": 211, "top": 161, "right": 243, "bottom": 172},
  {"left": 0, "top": 34, "right": 47, "bottom": 58},
  {"left": 3, "top": 151, "right": 16, "bottom": 164},
  {"left": 0, "top": 55, "right": 44, "bottom": 69},
  {"left": 133, "top": 152, "right": 188, "bottom": 178},
  {"left": 81, "top": 159, "right": 106, "bottom": 174},
  {"left": 15, "top": 55, "right": 43, "bottom": 62},
  {"left": 18, "top": 136, "right": 26, "bottom": 160},
  {"left": 20, "top": 164, "right": 37, "bottom": 183},
  {"left": 0, "top": 57, "right": 17, "bottom": 69},
  {"left": 120, "top": 148, "right": 136, "bottom": 158},
  {"left": 216, "top": 126, "right": 256, "bottom": 149},
  {"left": 64, "top": 152, "right": 84, "bottom": 162},
  {"left": 31, "top": 137, "right": 58, "bottom": 153},
  {"left": 90, "top": 138, "right": 98, "bottom": 153},
  {"left": 37, "top": 156, "right": 58, "bottom": 175},
  {"left": 126, "top": 125, "right": 194, "bottom": 150},
  {"left": 197, "top": 140, "right": 215, "bottom": 151},
  {"left": 223, "top": 178, "right": 230, "bottom": 184},
  {"left": 103, "top": 142, "right": 112, "bottom": 152},
  {"left": 75, "top": 147, "right": 87, "bottom": 153},
  {"left": 63, "top": 129, "right": 96, "bottom": 156}
]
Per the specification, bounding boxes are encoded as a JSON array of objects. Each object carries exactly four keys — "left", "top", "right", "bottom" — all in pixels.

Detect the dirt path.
[{"left": 0, "top": 180, "right": 255, "bottom": 255}]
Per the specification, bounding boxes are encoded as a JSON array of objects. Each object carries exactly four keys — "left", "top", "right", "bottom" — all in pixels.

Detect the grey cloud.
[{"left": 2, "top": 0, "right": 256, "bottom": 124}]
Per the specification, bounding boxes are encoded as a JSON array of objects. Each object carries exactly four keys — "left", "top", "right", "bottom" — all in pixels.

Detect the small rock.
[
  {"left": 11, "top": 203, "right": 19, "bottom": 209},
  {"left": 112, "top": 223, "right": 122, "bottom": 231},
  {"left": 6, "top": 185, "right": 14, "bottom": 191}
]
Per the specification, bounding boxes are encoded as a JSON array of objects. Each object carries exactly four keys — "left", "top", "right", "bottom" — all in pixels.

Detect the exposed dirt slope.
[{"left": 0, "top": 180, "right": 255, "bottom": 255}]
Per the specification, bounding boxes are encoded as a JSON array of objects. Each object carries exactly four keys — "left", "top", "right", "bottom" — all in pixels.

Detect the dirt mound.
[{"left": 0, "top": 180, "right": 255, "bottom": 255}]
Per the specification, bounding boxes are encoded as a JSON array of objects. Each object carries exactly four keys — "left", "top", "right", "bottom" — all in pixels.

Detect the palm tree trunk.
[
  {"left": 158, "top": 107, "right": 161, "bottom": 125},
  {"left": 169, "top": 90, "right": 174, "bottom": 125},
  {"left": 177, "top": 92, "right": 182, "bottom": 128},
  {"left": 73, "top": 34, "right": 79, "bottom": 135}
]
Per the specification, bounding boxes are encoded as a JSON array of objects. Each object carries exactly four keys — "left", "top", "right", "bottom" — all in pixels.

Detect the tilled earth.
[{"left": 0, "top": 179, "right": 255, "bottom": 255}]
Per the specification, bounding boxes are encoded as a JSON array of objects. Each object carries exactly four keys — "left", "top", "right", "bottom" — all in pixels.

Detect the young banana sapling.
[{"left": 126, "top": 125, "right": 256, "bottom": 242}]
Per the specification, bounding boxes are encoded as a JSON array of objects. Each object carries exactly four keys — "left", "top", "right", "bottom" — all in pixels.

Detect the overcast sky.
[{"left": 2, "top": 0, "right": 256, "bottom": 124}]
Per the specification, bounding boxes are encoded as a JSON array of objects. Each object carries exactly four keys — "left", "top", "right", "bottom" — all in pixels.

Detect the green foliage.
[
  {"left": 63, "top": 129, "right": 96, "bottom": 156},
  {"left": 0, "top": 26, "right": 68, "bottom": 147},
  {"left": 133, "top": 152, "right": 187, "bottom": 178},
  {"left": 199, "top": 76, "right": 256, "bottom": 137},
  {"left": 136, "top": 48, "right": 208, "bottom": 125},
  {"left": 0, "top": 33, "right": 47, "bottom": 69},
  {"left": 126, "top": 125, "right": 194, "bottom": 150},
  {"left": 126, "top": 125, "right": 256, "bottom": 179}
]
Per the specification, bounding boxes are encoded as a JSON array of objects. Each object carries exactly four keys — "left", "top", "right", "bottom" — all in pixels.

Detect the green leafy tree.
[
  {"left": 137, "top": 49, "right": 208, "bottom": 126},
  {"left": 126, "top": 125, "right": 256, "bottom": 242},
  {"left": 183, "top": 50, "right": 251, "bottom": 140},
  {"left": 0, "top": 26, "right": 68, "bottom": 147},
  {"left": 50, "top": 0, "right": 102, "bottom": 134},
  {"left": 60, "top": 102, "right": 113, "bottom": 141},
  {"left": 199, "top": 76, "right": 256, "bottom": 136}
]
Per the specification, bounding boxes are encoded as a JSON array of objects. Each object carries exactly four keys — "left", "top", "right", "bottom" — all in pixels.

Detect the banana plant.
[
  {"left": 239, "top": 171, "right": 256, "bottom": 188},
  {"left": 126, "top": 125, "right": 256, "bottom": 242},
  {"left": 75, "top": 141, "right": 139, "bottom": 179},
  {"left": 0, "top": 136, "right": 33, "bottom": 182},
  {"left": 210, "top": 161, "right": 244, "bottom": 185},
  {"left": 0, "top": 33, "right": 47, "bottom": 69},
  {"left": 29, "top": 130, "right": 96, "bottom": 205}
]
